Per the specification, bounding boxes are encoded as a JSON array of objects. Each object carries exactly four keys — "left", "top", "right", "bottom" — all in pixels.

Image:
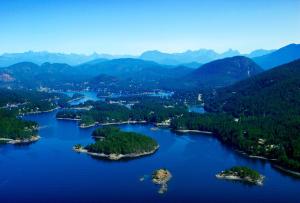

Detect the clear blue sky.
[{"left": 0, "top": 0, "right": 299, "bottom": 54}]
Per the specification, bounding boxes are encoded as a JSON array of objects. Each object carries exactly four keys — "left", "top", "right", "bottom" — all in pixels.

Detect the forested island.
[
  {"left": 56, "top": 98, "right": 187, "bottom": 128},
  {"left": 216, "top": 166, "right": 264, "bottom": 185},
  {"left": 73, "top": 126, "right": 159, "bottom": 160}
]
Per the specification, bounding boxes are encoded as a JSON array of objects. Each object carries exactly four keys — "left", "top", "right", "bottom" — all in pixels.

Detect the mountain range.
[
  {"left": 140, "top": 49, "right": 275, "bottom": 65},
  {"left": 0, "top": 44, "right": 299, "bottom": 68},
  {"left": 0, "top": 58, "right": 193, "bottom": 89},
  {"left": 0, "top": 51, "right": 135, "bottom": 67},
  {"left": 0, "top": 47, "right": 278, "bottom": 67},
  {"left": 180, "top": 56, "right": 263, "bottom": 89},
  {"left": 1, "top": 43, "right": 300, "bottom": 92},
  {"left": 253, "top": 44, "right": 300, "bottom": 69}
]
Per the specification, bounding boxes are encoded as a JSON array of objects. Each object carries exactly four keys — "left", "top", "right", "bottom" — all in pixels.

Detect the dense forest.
[
  {"left": 171, "top": 113, "right": 284, "bottom": 160},
  {"left": 56, "top": 98, "right": 188, "bottom": 126},
  {"left": 0, "top": 88, "right": 71, "bottom": 113},
  {"left": 85, "top": 126, "right": 158, "bottom": 155},
  {"left": 172, "top": 59, "right": 300, "bottom": 172},
  {"left": 92, "top": 126, "right": 120, "bottom": 138},
  {"left": 0, "top": 89, "right": 73, "bottom": 142},
  {"left": 0, "top": 109, "right": 38, "bottom": 141}
]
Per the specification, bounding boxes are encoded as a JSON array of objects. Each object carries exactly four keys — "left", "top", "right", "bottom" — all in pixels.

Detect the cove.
[{"left": 0, "top": 93, "right": 299, "bottom": 203}]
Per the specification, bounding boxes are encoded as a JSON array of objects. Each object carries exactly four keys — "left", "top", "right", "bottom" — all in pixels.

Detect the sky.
[{"left": 0, "top": 0, "right": 299, "bottom": 55}]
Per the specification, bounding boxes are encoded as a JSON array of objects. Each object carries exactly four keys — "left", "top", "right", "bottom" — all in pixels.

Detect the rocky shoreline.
[
  {"left": 152, "top": 169, "right": 172, "bottom": 194},
  {"left": 73, "top": 145, "right": 159, "bottom": 160},
  {"left": 216, "top": 167, "right": 265, "bottom": 186},
  {"left": 176, "top": 129, "right": 213, "bottom": 134},
  {"left": 57, "top": 114, "right": 300, "bottom": 177},
  {"left": 0, "top": 135, "right": 40, "bottom": 144},
  {"left": 79, "top": 122, "right": 98, "bottom": 128},
  {"left": 22, "top": 107, "right": 60, "bottom": 115},
  {"left": 57, "top": 117, "right": 81, "bottom": 121},
  {"left": 67, "top": 96, "right": 85, "bottom": 103},
  {"left": 273, "top": 165, "right": 300, "bottom": 177},
  {"left": 79, "top": 120, "right": 147, "bottom": 129},
  {"left": 216, "top": 173, "right": 264, "bottom": 185},
  {"left": 236, "top": 149, "right": 277, "bottom": 161}
]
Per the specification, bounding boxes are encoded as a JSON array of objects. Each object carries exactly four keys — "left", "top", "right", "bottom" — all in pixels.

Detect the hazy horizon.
[
  {"left": 0, "top": 44, "right": 292, "bottom": 56},
  {"left": 1, "top": 0, "right": 300, "bottom": 55}
]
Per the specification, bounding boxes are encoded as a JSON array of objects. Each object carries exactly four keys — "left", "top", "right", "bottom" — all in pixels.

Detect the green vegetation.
[
  {"left": 171, "top": 113, "right": 283, "bottom": 159},
  {"left": 217, "top": 166, "right": 264, "bottom": 185},
  {"left": 56, "top": 110, "right": 83, "bottom": 119},
  {"left": 172, "top": 59, "right": 300, "bottom": 172},
  {"left": 0, "top": 109, "right": 38, "bottom": 140},
  {"left": 86, "top": 127, "right": 158, "bottom": 155},
  {"left": 0, "top": 88, "right": 71, "bottom": 113},
  {"left": 0, "top": 88, "right": 74, "bottom": 142},
  {"left": 92, "top": 126, "right": 120, "bottom": 138},
  {"left": 222, "top": 166, "right": 261, "bottom": 180},
  {"left": 56, "top": 98, "right": 187, "bottom": 126}
]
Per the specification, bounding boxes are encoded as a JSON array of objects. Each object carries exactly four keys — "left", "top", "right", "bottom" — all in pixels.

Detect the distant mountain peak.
[
  {"left": 183, "top": 56, "right": 263, "bottom": 89},
  {"left": 253, "top": 43, "right": 300, "bottom": 69}
]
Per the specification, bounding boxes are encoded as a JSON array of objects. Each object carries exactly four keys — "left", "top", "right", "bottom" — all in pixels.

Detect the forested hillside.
[{"left": 172, "top": 59, "right": 300, "bottom": 172}]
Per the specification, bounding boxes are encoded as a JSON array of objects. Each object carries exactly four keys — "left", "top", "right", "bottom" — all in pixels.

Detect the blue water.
[
  {"left": 62, "top": 91, "right": 102, "bottom": 105},
  {"left": 99, "top": 91, "right": 173, "bottom": 99},
  {"left": 189, "top": 105, "right": 205, "bottom": 113},
  {"left": 0, "top": 93, "right": 300, "bottom": 203}
]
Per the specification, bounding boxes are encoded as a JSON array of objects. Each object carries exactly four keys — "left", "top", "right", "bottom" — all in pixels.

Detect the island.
[
  {"left": 152, "top": 169, "right": 172, "bottom": 194},
  {"left": 73, "top": 126, "right": 159, "bottom": 160},
  {"left": 216, "top": 166, "right": 264, "bottom": 185}
]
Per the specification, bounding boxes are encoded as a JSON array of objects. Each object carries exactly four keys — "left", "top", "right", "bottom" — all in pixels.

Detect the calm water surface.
[
  {"left": 63, "top": 91, "right": 102, "bottom": 105},
  {"left": 0, "top": 92, "right": 299, "bottom": 203},
  {"left": 189, "top": 105, "right": 205, "bottom": 113}
]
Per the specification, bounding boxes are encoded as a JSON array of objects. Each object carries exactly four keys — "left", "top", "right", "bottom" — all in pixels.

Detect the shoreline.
[
  {"left": 67, "top": 96, "right": 85, "bottom": 103},
  {"left": 73, "top": 145, "right": 159, "bottom": 160},
  {"left": 57, "top": 117, "right": 81, "bottom": 121},
  {"left": 79, "top": 120, "right": 147, "bottom": 129},
  {"left": 235, "top": 149, "right": 277, "bottom": 161},
  {"left": 55, "top": 114, "right": 300, "bottom": 177},
  {"left": 176, "top": 129, "right": 213, "bottom": 134},
  {"left": 273, "top": 165, "right": 300, "bottom": 177},
  {"left": 67, "top": 107, "right": 93, "bottom": 110},
  {"left": 79, "top": 122, "right": 98, "bottom": 128},
  {"left": 215, "top": 174, "right": 264, "bottom": 185},
  {"left": 21, "top": 107, "right": 60, "bottom": 115},
  {"left": 101, "top": 120, "right": 147, "bottom": 126},
  {"left": 0, "top": 135, "right": 40, "bottom": 144}
]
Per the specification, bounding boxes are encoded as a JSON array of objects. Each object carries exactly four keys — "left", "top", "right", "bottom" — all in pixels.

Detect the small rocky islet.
[
  {"left": 216, "top": 166, "right": 265, "bottom": 185},
  {"left": 152, "top": 169, "right": 172, "bottom": 194}
]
